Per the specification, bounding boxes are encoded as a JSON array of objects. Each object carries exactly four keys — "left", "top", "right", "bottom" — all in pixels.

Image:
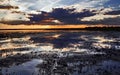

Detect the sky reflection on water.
[{"left": 0, "top": 30, "right": 120, "bottom": 75}]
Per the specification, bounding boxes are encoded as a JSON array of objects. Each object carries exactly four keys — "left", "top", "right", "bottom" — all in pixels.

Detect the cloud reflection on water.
[
  {"left": 0, "top": 30, "right": 120, "bottom": 75},
  {"left": 0, "top": 31, "right": 120, "bottom": 58}
]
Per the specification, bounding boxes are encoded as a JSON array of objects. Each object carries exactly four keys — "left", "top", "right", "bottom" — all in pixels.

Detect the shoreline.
[{"left": 0, "top": 27, "right": 120, "bottom": 31}]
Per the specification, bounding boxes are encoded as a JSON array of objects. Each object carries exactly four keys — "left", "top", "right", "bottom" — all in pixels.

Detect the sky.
[{"left": 0, "top": 0, "right": 120, "bottom": 26}]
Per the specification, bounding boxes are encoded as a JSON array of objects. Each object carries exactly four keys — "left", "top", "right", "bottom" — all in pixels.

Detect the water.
[
  {"left": 0, "top": 30, "right": 120, "bottom": 75},
  {"left": 1, "top": 59, "right": 43, "bottom": 75}
]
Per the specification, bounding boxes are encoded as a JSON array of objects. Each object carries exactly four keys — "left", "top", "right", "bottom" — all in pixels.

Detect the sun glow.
[{"left": 0, "top": 24, "right": 87, "bottom": 29}]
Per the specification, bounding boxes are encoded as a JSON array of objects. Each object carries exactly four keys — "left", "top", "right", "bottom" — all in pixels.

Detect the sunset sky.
[{"left": 0, "top": 0, "right": 120, "bottom": 29}]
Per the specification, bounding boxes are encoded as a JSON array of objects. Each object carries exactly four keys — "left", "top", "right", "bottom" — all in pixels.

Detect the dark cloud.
[
  {"left": 0, "top": 5, "right": 19, "bottom": 9},
  {"left": 97, "top": 17, "right": 120, "bottom": 25},
  {"left": 29, "top": 8, "right": 96, "bottom": 24},
  {"left": 50, "top": 8, "right": 96, "bottom": 24},
  {"left": 29, "top": 11, "right": 50, "bottom": 23},
  {"left": 104, "top": 10, "right": 120, "bottom": 15},
  {"left": 11, "top": 11, "right": 25, "bottom": 14},
  {"left": 11, "top": 8, "right": 120, "bottom": 25},
  {"left": 0, "top": 20, "right": 30, "bottom": 25}
]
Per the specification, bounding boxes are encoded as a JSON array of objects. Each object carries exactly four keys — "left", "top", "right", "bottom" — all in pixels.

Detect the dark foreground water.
[{"left": 0, "top": 30, "right": 120, "bottom": 75}]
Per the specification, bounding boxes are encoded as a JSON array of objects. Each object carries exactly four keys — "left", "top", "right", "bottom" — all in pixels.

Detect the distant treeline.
[
  {"left": 43, "top": 27, "right": 120, "bottom": 31},
  {"left": 85, "top": 27, "right": 120, "bottom": 31}
]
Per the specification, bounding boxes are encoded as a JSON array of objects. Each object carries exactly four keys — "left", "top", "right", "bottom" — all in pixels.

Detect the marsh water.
[{"left": 0, "top": 30, "right": 120, "bottom": 75}]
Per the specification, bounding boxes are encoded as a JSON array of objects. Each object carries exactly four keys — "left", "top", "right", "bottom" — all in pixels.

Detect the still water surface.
[{"left": 0, "top": 30, "right": 120, "bottom": 75}]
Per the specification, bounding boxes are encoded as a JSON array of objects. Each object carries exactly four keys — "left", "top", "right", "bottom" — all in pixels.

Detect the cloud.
[
  {"left": 81, "top": 14, "right": 120, "bottom": 21},
  {"left": 100, "top": 17, "right": 120, "bottom": 25},
  {"left": 3, "top": 13, "right": 29, "bottom": 21},
  {"left": 80, "top": 8, "right": 120, "bottom": 25},
  {"left": 0, "top": 0, "right": 30, "bottom": 23},
  {"left": 0, "top": 5, "right": 19, "bottom": 9},
  {"left": 6, "top": 0, "right": 110, "bottom": 12},
  {"left": 0, "top": 10, "right": 29, "bottom": 22},
  {"left": 0, "top": 0, "right": 120, "bottom": 25},
  {"left": 104, "top": 10, "right": 120, "bottom": 15},
  {"left": 9, "top": 0, "right": 61, "bottom": 12},
  {"left": 29, "top": 8, "right": 96, "bottom": 24},
  {"left": 29, "top": 7, "right": 120, "bottom": 25},
  {"left": 63, "top": 0, "right": 109, "bottom": 11},
  {"left": 50, "top": 8, "right": 96, "bottom": 24},
  {"left": 82, "top": 17, "right": 120, "bottom": 25},
  {"left": 29, "top": 12, "right": 50, "bottom": 24}
]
